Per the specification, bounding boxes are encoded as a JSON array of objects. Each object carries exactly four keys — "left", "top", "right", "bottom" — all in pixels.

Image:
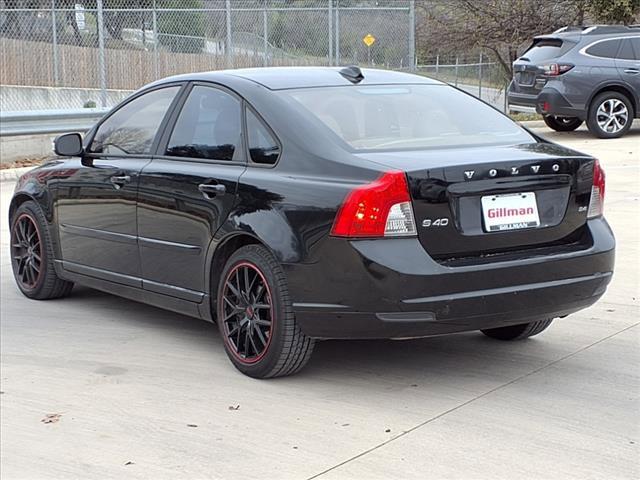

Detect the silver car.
[{"left": 508, "top": 25, "right": 639, "bottom": 138}]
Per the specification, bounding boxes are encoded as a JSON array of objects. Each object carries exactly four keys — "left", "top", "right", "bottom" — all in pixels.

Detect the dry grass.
[{"left": 0, "top": 157, "right": 47, "bottom": 170}]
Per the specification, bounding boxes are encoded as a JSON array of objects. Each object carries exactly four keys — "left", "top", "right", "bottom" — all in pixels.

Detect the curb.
[
  {"left": 517, "top": 120, "right": 546, "bottom": 128},
  {"left": 0, "top": 166, "right": 35, "bottom": 183}
]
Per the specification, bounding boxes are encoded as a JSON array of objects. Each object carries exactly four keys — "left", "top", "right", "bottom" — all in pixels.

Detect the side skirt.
[{"left": 55, "top": 260, "right": 209, "bottom": 322}]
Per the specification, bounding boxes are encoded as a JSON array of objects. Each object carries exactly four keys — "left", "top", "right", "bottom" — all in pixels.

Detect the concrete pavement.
[{"left": 1, "top": 125, "right": 638, "bottom": 479}]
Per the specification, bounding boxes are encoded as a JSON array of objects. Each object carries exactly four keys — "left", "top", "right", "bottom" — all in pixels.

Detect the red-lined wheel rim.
[
  {"left": 11, "top": 213, "right": 43, "bottom": 290},
  {"left": 220, "top": 261, "right": 274, "bottom": 364}
]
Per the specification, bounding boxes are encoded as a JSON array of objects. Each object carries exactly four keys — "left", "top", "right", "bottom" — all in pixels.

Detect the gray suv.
[{"left": 508, "top": 25, "right": 639, "bottom": 138}]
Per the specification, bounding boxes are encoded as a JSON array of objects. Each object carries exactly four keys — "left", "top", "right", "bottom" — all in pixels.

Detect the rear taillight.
[
  {"left": 331, "top": 171, "right": 416, "bottom": 238},
  {"left": 542, "top": 63, "right": 574, "bottom": 76},
  {"left": 588, "top": 159, "right": 606, "bottom": 218}
]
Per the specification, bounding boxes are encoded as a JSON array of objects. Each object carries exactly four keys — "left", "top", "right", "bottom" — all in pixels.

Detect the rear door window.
[
  {"left": 617, "top": 39, "right": 635, "bottom": 60},
  {"left": 624, "top": 37, "right": 640, "bottom": 60},
  {"left": 166, "top": 85, "right": 242, "bottom": 162},
  {"left": 586, "top": 39, "right": 621, "bottom": 59}
]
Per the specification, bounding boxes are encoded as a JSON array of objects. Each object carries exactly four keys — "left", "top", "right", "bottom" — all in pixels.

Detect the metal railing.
[{"left": 0, "top": 108, "right": 108, "bottom": 136}]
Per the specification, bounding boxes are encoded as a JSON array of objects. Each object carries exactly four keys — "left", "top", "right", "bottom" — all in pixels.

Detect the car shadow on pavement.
[
  {"left": 66, "top": 285, "right": 218, "bottom": 335},
  {"left": 65, "top": 285, "right": 557, "bottom": 383}
]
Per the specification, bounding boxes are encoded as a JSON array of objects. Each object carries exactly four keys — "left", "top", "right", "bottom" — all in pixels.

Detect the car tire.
[
  {"left": 481, "top": 319, "right": 553, "bottom": 341},
  {"left": 216, "top": 244, "right": 315, "bottom": 378},
  {"left": 543, "top": 115, "right": 582, "bottom": 132},
  {"left": 587, "top": 91, "right": 633, "bottom": 139},
  {"left": 10, "top": 201, "right": 74, "bottom": 300}
]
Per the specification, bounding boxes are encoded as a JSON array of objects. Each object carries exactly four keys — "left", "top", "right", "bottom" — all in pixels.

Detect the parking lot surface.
[{"left": 1, "top": 125, "right": 639, "bottom": 479}]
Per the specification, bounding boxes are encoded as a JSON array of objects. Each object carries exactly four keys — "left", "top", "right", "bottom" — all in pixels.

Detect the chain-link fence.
[
  {"left": 1, "top": 1, "right": 507, "bottom": 114},
  {"left": 417, "top": 53, "right": 509, "bottom": 112},
  {"left": 0, "top": 0, "right": 416, "bottom": 111}
]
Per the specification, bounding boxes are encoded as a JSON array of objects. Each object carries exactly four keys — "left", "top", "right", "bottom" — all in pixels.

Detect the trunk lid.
[
  {"left": 512, "top": 61, "right": 545, "bottom": 95},
  {"left": 357, "top": 143, "right": 595, "bottom": 262}
]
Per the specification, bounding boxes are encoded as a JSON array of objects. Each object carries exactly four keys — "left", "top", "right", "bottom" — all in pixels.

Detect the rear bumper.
[
  {"left": 285, "top": 218, "right": 615, "bottom": 339},
  {"left": 508, "top": 86, "right": 586, "bottom": 120}
]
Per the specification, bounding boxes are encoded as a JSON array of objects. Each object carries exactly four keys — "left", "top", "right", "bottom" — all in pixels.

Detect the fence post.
[
  {"left": 435, "top": 54, "right": 439, "bottom": 76},
  {"left": 225, "top": 0, "right": 232, "bottom": 67},
  {"left": 454, "top": 56, "right": 459, "bottom": 87},
  {"left": 97, "top": 0, "right": 107, "bottom": 108},
  {"left": 152, "top": 0, "right": 158, "bottom": 79},
  {"left": 408, "top": 0, "right": 415, "bottom": 71},
  {"left": 503, "top": 84, "right": 508, "bottom": 113},
  {"left": 328, "top": 0, "right": 333, "bottom": 66},
  {"left": 263, "top": 0, "right": 268, "bottom": 67},
  {"left": 335, "top": 0, "right": 340, "bottom": 65},
  {"left": 478, "top": 50, "right": 483, "bottom": 99},
  {"left": 51, "top": 0, "right": 59, "bottom": 86}
]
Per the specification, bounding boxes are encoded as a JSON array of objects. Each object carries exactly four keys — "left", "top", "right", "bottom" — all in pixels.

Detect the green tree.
[
  {"left": 585, "top": 0, "right": 640, "bottom": 23},
  {"left": 157, "top": 0, "right": 205, "bottom": 53}
]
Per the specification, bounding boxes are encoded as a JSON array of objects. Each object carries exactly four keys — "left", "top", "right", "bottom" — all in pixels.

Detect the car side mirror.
[{"left": 54, "top": 133, "right": 84, "bottom": 157}]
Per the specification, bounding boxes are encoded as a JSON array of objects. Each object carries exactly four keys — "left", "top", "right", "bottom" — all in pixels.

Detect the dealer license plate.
[{"left": 481, "top": 192, "right": 540, "bottom": 232}]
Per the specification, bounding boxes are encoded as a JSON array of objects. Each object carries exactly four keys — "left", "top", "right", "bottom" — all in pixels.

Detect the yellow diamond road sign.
[{"left": 363, "top": 33, "right": 376, "bottom": 47}]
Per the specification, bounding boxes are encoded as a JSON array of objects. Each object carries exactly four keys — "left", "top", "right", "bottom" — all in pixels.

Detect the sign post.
[{"left": 362, "top": 33, "right": 375, "bottom": 65}]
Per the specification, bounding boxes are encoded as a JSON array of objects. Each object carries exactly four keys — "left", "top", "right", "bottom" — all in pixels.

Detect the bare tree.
[{"left": 416, "top": 0, "right": 586, "bottom": 83}]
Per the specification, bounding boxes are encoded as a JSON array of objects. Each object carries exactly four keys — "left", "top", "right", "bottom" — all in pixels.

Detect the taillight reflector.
[
  {"left": 331, "top": 171, "right": 417, "bottom": 238},
  {"left": 587, "top": 159, "right": 605, "bottom": 218},
  {"left": 542, "top": 63, "right": 574, "bottom": 76}
]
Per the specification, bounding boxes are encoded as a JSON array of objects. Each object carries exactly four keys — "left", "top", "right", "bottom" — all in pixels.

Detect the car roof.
[
  {"left": 153, "top": 67, "right": 441, "bottom": 91},
  {"left": 535, "top": 25, "right": 640, "bottom": 43}
]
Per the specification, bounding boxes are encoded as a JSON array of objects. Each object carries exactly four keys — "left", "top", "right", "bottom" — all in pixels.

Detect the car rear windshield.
[
  {"left": 520, "top": 38, "right": 575, "bottom": 62},
  {"left": 277, "top": 84, "right": 533, "bottom": 151}
]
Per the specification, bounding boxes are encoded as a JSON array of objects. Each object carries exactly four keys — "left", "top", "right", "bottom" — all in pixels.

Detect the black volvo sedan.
[{"left": 9, "top": 67, "right": 615, "bottom": 378}]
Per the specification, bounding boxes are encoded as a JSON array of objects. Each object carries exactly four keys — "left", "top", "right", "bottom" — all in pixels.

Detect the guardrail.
[{"left": 0, "top": 109, "right": 109, "bottom": 137}]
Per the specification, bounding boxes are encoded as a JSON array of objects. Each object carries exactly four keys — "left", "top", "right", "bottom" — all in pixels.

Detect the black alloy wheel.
[
  {"left": 216, "top": 245, "right": 314, "bottom": 378},
  {"left": 543, "top": 115, "right": 583, "bottom": 132},
  {"left": 10, "top": 201, "right": 73, "bottom": 300},
  {"left": 11, "top": 213, "right": 43, "bottom": 291},
  {"left": 220, "top": 261, "right": 274, "bottom": 364}
]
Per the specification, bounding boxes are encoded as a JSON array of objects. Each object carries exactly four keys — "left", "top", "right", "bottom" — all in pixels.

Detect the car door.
[
  {"left": 615, "top": 37, "right": 640, "bottom": 98},
  {"left": 55, "top": 85, "right": 182, "bottom": 286},
  {"left": 136, "top": 83, "right": 246, "bottom": 301}
]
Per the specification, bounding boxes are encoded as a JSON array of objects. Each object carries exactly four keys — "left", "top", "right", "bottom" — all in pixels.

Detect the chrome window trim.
[{"left": 579, "top": 35, "right": 640, "bottom": 60}]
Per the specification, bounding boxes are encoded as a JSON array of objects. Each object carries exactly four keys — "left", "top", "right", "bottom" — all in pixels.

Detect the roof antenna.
[{"left": 339, "top": 65, "right": 364, "bottom": 84}]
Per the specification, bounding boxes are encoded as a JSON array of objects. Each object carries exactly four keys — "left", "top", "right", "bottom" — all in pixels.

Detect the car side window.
[
  {"left": 630, "top": 38, "right": 640, "bottom": 61},
  {"left": 90, "top": 86, "right": 179, "bottom": 155},
  {"left": 586, "top": 39, "right": 621, "bottom": 59},
  {"left": 166, "top": 85, "right": 242, "bottom": 162},
  {"left": 617, "top": 39, "right": 635, "bottom": 60},
  {"left": 246, "top": 108, "right": 280, "bottom": 165}
]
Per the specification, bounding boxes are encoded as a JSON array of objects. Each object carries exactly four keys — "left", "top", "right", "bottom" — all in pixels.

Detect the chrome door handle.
[
  {"left": 198, "top": 183, "right": 226, "bottom": 198},
  {"left": 110, "top": 175, "right": 131, "bottom": 189},
  {"left": 624, "top": 68, "right": 640, "bottom": 74}
]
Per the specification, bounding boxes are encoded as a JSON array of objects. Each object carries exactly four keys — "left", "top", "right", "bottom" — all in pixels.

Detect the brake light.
[
  {"left": 542, "top": 63, "right": 574, "bottom": 76},
  {"left": 587, "top": 159, "right": 605, "bottom": 218},
  {"left": 331, "top": 171, "right": 416, "bottom": 238}
]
